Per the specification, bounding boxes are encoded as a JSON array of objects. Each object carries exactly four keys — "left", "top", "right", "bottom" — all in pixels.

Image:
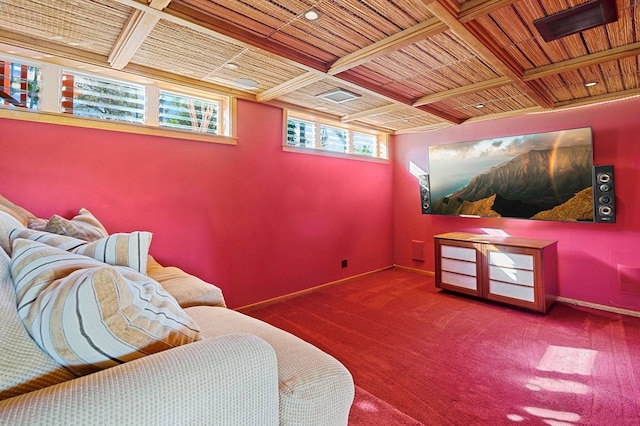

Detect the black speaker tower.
[
  {"left": 593, "top": 165, "right": 616, "bottom": 223},
  {"left": 419, "top": 174, "right": 431, "bottom": 214}
]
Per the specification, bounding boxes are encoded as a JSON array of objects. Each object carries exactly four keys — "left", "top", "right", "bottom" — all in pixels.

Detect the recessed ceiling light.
[
  {"left": 585, "top": 82, "right": 598, "bottom": 87},
  {"left": 224, "top": 63, "right": 239, "bottom": 70},
  {"left": 475, "top": 104, "right": 485, "bottom": 108},
  {"left": 304, "top": 9, "right": 319, "bottom": 20},
  {"left": 233, "top": 78, "right": 258, "bottom": 89}
]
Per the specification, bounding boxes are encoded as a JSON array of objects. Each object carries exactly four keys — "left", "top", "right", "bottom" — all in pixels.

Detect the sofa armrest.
[{"left": 0, "top": 334, "right": 279, "bottom": 426}]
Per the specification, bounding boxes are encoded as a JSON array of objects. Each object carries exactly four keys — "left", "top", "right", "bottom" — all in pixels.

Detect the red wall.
[
  {"left": 0, "top": 99, "right": 394, "bottom": 308},
  {"left": 393, "top": 96, "right": 640, "bottom": 312}
]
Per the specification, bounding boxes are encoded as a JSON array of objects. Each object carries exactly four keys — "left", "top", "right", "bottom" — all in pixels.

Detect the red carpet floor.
[{"left": 243, "top": 268, "right": 640, "bottom": 425}]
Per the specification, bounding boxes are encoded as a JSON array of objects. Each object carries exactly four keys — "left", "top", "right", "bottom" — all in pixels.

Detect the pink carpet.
[
  {"left": 349, "top": 385, "right": 423, "bottom": 425},
  {"left": 244, "top": 268, "right": 640, "bottom": 425}
]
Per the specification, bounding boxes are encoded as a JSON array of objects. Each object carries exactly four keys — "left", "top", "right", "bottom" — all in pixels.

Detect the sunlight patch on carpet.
[
  {"left": 537, "top": 345, "right": 597, "bottom": 376},
  {"left": 526, "top": 376, "right": 590, "bottom": 394}
]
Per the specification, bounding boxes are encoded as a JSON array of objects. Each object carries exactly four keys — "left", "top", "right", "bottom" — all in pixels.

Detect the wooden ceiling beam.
[
  {"left": 413, "top": 76, "right": 511, "bottom": 106},
  {"left": 523, "top": 42, "right": 640, "bottom": 81},
  {"left": 341, "top": 104, "right": 405, "bottom": 123},
  {"left": 108, "top": 10, "right": 160, "bottom": 69},
  {"left": 108, "top": 1, "right": 173, "bottom": 70},
  {"left": 328, "top": 18, "right": 447, "bottom": 75},
  {"left": 458, "top": 0, "right": 521, "bottom": 23},
  {"left": 424, "top": 1, "right": 555, "bottom": 109},
  {"left": 256, "top": 71, "right": 324, "bottom": 102},
  {"left": 165, "top": 2, "right": 329, "bottom": 73}
]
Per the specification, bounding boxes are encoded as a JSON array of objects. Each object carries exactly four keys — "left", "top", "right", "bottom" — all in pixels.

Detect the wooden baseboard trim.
[
  {"left": 235, "top": 265, "right": 394, "bottom": 312},
  {"left": 556, "top": 297, "right": 640, "bottom": 318},
  {"left": 393, "top": 265, "right": 435, "bottom": 276}
]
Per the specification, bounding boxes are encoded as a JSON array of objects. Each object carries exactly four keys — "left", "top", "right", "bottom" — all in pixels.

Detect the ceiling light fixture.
[
  {"left": 585, "top": 81, "right": 598, "bottom": 87},
  {"left": 475, "top": 104, "right": 485, "bottom": 108},
  {"left": 304, "top": 9, "right": 319, "bottom": 21},
  {"left": 233, "top": 78, "right": 258, "bottom": 89},
  {"left": 223, "top": 63, "right": 239, "bottom": 70}
]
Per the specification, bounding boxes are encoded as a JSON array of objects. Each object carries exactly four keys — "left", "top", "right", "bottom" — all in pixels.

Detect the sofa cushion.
[
  {"left": 0, "top": 193, "right": 36, "bottom": 226},
  {"left": 11, "top": 239, "right": 202, "bottom": 376},
  {"left": 44, "top": 208, "right": 109, "bottom": 241},
  {"left": 0, "top": 246, "right": 75, "bottom": 400},
  {"left": 185, "top": 305, "right": 355, "bottom": 426},
  {"left": 9, "top": 229, "right": 151, "bottom": 274},
  {"left": 147, "top": 255, "right": 226, "bottom": 308}
]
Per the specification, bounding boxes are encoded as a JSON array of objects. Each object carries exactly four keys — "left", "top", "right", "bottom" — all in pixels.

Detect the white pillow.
[
  {"left": 10, "top": 239, "right": 202, "bottom": 376},
  {"left": 9, "top": 228, "right": 152, "bottom": 274}
]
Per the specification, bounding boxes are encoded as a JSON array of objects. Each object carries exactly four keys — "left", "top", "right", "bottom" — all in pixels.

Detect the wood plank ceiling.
[{"left": 0, "top": 0, "right": 638, "bottom": 133}]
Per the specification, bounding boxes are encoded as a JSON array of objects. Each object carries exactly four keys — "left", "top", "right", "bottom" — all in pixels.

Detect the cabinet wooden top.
[{"left": 434, "top": 232, "right": 557, "bottom": 249}]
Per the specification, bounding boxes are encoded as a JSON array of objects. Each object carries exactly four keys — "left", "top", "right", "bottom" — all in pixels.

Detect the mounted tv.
[{"left": 427, "top": 127, "right": 594, "bottom": 222}]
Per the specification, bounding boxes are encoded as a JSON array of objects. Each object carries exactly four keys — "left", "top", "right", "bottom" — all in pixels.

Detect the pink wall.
[
  {"left": 393, "top": 96, "right": 640, "bottom": 312},
  {"left": 0, "top": 99, "right": 394, "bottom": 308}
]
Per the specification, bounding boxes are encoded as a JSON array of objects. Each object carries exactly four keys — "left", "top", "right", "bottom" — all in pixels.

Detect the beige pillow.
[
  {"left": 11, "top": 239, "right": 202, "bottom": 377},
  {"left": 147, "top": 256, "right": 226, "bottom": 308},
  {"left": 27, "top": 217, "right": 48, "bottom": 231},
  {"left": 9, "top": 228, "right": 152, "bottom": 274},
  {"left": 0, "top": 194, "right": 36, "bottom": 226},
  {"left": 44, "top": 208, "right": 109, "bottom": 241}
]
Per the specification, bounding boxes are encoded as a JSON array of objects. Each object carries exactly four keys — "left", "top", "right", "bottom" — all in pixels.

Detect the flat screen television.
[{"left": 427, "top": 127, "right": 594, "bottom": 222}]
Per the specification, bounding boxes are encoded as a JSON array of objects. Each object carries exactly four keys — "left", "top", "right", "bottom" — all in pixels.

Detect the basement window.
[
  {"left": 0, "top": 59, "right": 41, "bottom": 110},
  {"left": 285, "top": 110, "right": 388, "bottom": 160},
  {"left": 159, "top": 91, "right": 220, "bottom": 135},
  {"left": 61, "top": 71, "right": 145, "bottom": 124}
]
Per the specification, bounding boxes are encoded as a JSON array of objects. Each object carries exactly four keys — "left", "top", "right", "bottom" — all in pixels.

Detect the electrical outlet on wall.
[{"left": 341, "top": 259, "right": 348, "bottom": 268}]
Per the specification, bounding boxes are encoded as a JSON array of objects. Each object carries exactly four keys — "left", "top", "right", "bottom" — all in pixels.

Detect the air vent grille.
[{"left": 317, "top": 88, "right": 361, "bottom": 103}]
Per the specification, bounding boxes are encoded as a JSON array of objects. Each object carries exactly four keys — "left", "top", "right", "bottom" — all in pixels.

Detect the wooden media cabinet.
[{"left": 434, "top": 232, "right": 558, "bottom": 313}]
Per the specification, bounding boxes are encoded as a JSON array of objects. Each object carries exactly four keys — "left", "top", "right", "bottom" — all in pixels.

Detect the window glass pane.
[
  {"left": 287, "top": 117, "right": 315, "bottom": 147},
  {"left": 0, "top": 59, "right": 41, "bottom": 110},
  {"left": 61, "top": 72, "right": 145, "bottom": 124},
  {"left": 353, "top": 131, "right": 377, "bottom": 156},
  {"left": 320, "top": 125, "right": 347, "bottom": 153},
  {"left": 159, "top": 91, "right": 219, "bottom": 134}
]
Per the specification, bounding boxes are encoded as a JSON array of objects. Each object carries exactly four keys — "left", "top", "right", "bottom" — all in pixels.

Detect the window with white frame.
[
  {"left": 0, "top": 59, "right": 41, "bottom": 109},
  {"left": 285, "top": 111, "right": 388, "bottom": 160},
  {"left": 61, "top": 71, "right": 145, "bottom": 124},
  {"left": 159, "top": 91, "right": 219, "bottom": 134}
]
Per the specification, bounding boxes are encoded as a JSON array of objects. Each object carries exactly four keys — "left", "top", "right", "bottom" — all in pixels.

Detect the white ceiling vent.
[{"left": 317, "top": 88, "right": 361, "bottom": 103}]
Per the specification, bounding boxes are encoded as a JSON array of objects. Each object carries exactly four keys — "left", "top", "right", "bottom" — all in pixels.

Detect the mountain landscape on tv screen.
[{"left": 431, "top": 144, "right": 594, "bottom": 221}]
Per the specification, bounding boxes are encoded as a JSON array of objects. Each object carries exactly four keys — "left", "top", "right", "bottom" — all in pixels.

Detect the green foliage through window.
[{"left": 61, "top": 72, "right": 145, "bottom": 124}]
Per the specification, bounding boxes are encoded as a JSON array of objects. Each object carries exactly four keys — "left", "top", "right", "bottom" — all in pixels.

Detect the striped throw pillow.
[
  {"left": 10, "top": 239, "right": 202, "bottom": 376},
  {"left": 9, "top": 228, "right": 151, "bottom": 274}
]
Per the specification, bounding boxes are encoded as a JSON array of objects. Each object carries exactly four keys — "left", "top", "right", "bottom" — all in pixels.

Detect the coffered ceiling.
[{"left": 0, "top": 0, "right": 638, "bottom": 133}]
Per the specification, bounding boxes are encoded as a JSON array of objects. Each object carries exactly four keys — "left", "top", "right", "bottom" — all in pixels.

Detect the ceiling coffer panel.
[
  {"left": 171, "top": 0, "right": 435, "bottom": 61},
  {"left": 0, "top": 0, "right": 131, "bottom": 56},
  {"left": 360, "top": 106, "right": 444, "bottom": 130},
  {"left": 132, "top": 20, "right": 309, "bottom": 91},
  {"left": 203, "top": 49, "right": 310, "bottom": 90},
  {"left": 352, "top": 31, "right": 502, "bottom": 99},
  {"left": 538, "top": 57, "right": 640, "bottom": 102},
  {"left": 277, "top": 78, "right": 392, "bottom": 115},
  {"left": 435, "top": 85, "right": 539, "bottom": 117},
  {"left": 132, "top": 20, "right": 247, "bottom": 80}
]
